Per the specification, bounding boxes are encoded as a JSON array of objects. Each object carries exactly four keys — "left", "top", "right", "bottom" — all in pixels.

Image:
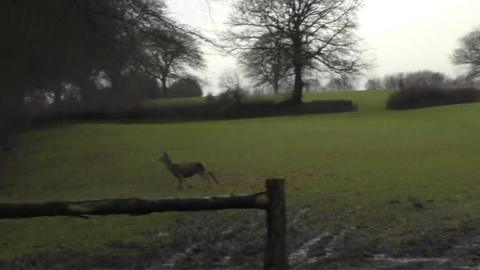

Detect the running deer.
[{"left": 158, "top": 152, "right": 219, "bottom": 189}]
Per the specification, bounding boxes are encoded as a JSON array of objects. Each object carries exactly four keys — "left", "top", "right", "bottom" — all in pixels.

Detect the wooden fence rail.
[{"left": 0, "top": 179, "right": 288, "bottom": 269}]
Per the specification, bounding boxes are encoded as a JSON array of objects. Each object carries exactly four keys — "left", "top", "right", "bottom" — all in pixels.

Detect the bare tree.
[
  {"left": 239, "top": 33, "right": 292, "bottom": 94},
  {"left": 228, "top": 0, "right": 364, "bottom": 105},
  {"left": 453, "top": 27, "right": 480, "bottom": 80},
  {"left": 365, "top": 77, "right": 384, "bottom": 90},
  {"left": 383, "top": 73, "right": 405, "bottom": 91},
  {"left": 325, "top": 75, "right": 355, "bottom": 91},
  {"left": 136, "top": 29, "right": 204, "bottom": 97}
]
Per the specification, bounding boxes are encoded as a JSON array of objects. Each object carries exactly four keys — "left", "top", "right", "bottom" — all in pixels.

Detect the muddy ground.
[{"left": 3, "top": 206, "right": 480, "bottom": 270}]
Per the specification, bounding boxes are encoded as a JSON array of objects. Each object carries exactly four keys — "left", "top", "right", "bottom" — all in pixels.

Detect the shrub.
[
  {"left": 387, "top": 87, "right": 479, "bottom": 110},
  {"left": 444, "top": 88, "right": 478, "bottom": 104},
  {"left": 205, "top": 93, "right": 216, "bottom": 104},
  {"left": 383, "top": 71, "right": 447, "bottom": 91},
  {"left": 168, "top": 77, "right": 203, "bottom": 98},
  {"left": 215, "top": 88, "right": 248, "bottom": 108}
]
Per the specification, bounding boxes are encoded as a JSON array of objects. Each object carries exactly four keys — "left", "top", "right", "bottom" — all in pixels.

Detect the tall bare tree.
[
  {"left": 453, "top": 27, "right": 480, "bottom": 80},
  {"left": 228, "top": 0, "right": 364, "bottom": 105}
]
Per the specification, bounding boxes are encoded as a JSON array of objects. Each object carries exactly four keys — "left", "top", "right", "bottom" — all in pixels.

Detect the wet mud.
[{"left": 4, "top": 207, "right": 480, "bottom": 270}]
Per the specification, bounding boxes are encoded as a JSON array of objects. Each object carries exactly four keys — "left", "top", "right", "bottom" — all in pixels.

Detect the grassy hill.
[{"left": 1, "top": 90, "right": 480, "bottom": 263}]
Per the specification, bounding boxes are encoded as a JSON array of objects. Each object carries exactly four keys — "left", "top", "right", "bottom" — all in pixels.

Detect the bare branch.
[{"left": 453, "top": 27, "right": 480, "bottom": 79}]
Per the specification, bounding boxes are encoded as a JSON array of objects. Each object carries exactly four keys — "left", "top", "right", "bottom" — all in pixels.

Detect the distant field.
[
  {"left": 1, "top": 90, "right": 480, "bottom": 262},
  {"left": 143, "top": 90, "right": 391, "bottom": 111}
]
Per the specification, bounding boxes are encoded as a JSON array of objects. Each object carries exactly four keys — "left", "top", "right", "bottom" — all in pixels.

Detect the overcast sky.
[{"left": 164, "top": 0, "right": 480, "bottom": 93}]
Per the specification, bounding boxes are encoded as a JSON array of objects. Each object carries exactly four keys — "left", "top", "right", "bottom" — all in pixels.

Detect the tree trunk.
[
  {"left": 1, "top": 76, "right": 27, "bottom": 135},
  {"left": 53, "top": 81, "right": 62, "bottom": 105},
  {"left": 78, "top": 78, "right": 97, "bottom": 113},
  {"left": 289, "top": 63, "right": 304, "bottom": 105},
  {"left": 287, "top": 39, "right": 304, "bottom": 105},
  {"left": 109, "top": 69, "right": 124, "bottom": 112},
  {"left": 272, "top": 80, "right": 279, "bottom": 94},
  {"left": 161, "top": 75, "right": 168, "bottom": 98}
]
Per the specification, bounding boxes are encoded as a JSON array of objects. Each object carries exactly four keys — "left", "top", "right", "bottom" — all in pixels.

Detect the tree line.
[
  {"left": 366, "top": 71, "right": 480, "bottom": 91},
  {"left": 0, "top": 0, "right": 204, "bottom": 138},
  {"left": 1, "top": 0, "right": 367, "bottom": 138},
  {"left": 366, "top": 27, "right": 480, "bottom": 91}
]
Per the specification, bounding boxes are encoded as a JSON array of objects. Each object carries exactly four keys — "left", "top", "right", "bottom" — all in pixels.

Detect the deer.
[{"left": 158, "top": 152, "right": 219, "bottom": 189}]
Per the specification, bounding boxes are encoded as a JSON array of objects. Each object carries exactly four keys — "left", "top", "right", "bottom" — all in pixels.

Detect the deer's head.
[{"left": 158, "top": 152, "right": 170, "bottom": 163}]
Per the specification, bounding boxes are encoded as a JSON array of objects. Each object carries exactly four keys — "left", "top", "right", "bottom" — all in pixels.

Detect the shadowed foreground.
[{"left": 4, "top": 208, "right": 480, "bottom": 269}]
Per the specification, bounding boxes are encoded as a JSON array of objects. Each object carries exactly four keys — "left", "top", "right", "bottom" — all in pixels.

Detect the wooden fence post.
[{"left": 264, "top": 179, "right": 288, "bottom": 269}]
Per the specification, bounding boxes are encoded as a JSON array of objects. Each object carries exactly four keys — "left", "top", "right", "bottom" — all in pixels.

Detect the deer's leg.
[
  {"left": 177, "top": 176, "right": 184, "bottom": 190},
  {"left": 208, "top": 171, "right": 220, "bottom": 185}
]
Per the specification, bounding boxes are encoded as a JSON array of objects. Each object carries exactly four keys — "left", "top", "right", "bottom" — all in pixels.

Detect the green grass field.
[{"left": 1, "top": 90, "right": 480, "bottom": 260}]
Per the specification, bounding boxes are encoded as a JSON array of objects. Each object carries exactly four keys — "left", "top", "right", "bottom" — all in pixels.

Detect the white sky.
[{"left": 165, "top": 0, "right": 480, "bottom": 93}]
